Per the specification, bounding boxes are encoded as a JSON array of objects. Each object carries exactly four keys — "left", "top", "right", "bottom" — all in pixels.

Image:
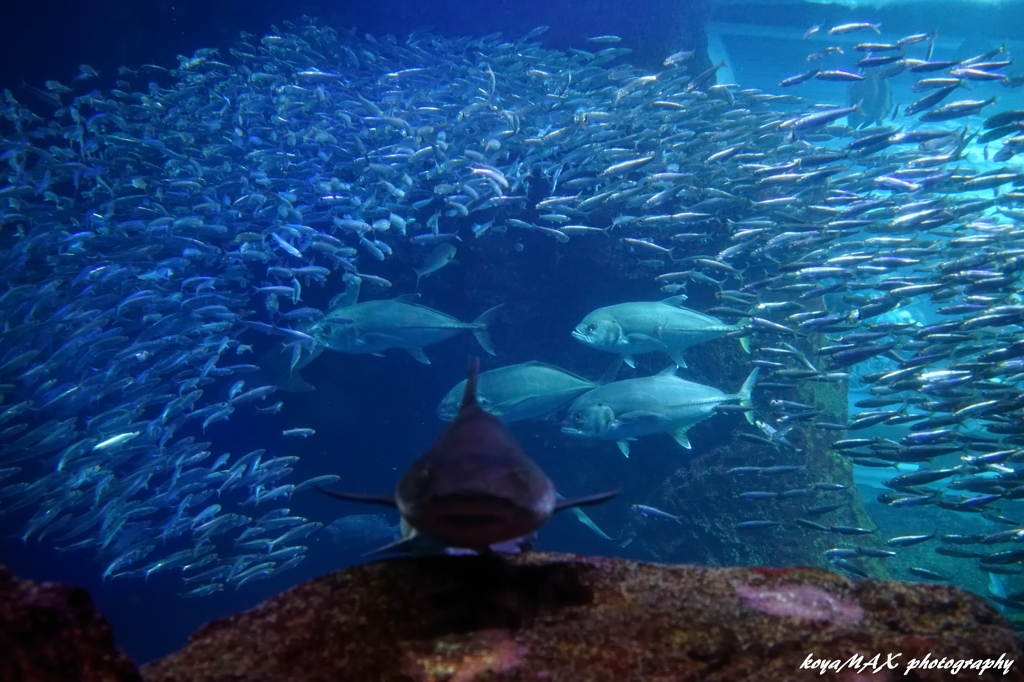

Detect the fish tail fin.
[
  {"left": 739, "top": 367, "right": 759, "bottom": 424},
  {"left": 471, "top": 304, "right": 503, "bottom": 356},
  {"left": 738, "top": 318, "right": 751, "bottom": 354},
  {"left": 598, "top": 357, "right": 623, "bottom": 384},
  {"left": 276, "top": 370, "right": 316, "bottom": 392},
  {"left": 872, "top": 23, "right": 881, "bottom": 34},
  {"left": 414, "top": 269, "right": 423, "bottom": 289}
]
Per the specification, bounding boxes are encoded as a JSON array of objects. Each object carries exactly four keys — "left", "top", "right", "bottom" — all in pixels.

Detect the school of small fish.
[{"left": 1, "top": 17, "right": 1023, "bottom": 600}]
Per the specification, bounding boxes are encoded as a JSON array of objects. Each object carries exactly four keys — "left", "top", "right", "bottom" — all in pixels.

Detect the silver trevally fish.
[
  {"left": 310, "top": 292, "right": 502, "bottom": 364},
  {"left": 571, "top": 296, "right": 748, "bottom": 368},
  {"left": 436, "top": 360, "right": 617, "bottom": 422},
  {"left": 321, "top": 513, "right": 400, "bottom": 551},
  {"left": 252, "top": 278, "right": 362, "bottom": 391},
  {"left": 561, "top": 366, "right": 759, "bottom": 457},
  {"left": 415, "top": 243, "right": 457, "bottom": 288}
]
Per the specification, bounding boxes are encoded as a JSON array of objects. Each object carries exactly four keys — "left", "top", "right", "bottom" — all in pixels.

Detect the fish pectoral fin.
[
  {"left": 406, "top": 347, "right": 431, "bottom": 364},
  {"left": 670, "top": 426, "right": 692, "bottom": 449},
  {"left": 490, "top": 396, "right": 536, "bottom": 413},
  {"left": 616, "top": 440, "right": 631, "bottom": 457},
  {"left": 362, "top": 534, "right": 432, "bottom": 557},
  {"left": 622, "top": 333, "right": 665, "bottom": 348},
  {"left": 616, "top": 410, "right": 664, "bottom": 425},
  {"left": 739, "top": 335, "right": 751, "bottom": 354},
  {"left": 316, "top": 488, "right": 398, "bottom": 507},
  {"left": 360, "top": 332, "right": 405, "bottom": 345},
  {"left": 660, "top": 294, "right": 689, "bottom": 307},
  {"left": 623, "top": 355, "right": 636, "bottom": 369},
  {"left": 668, "top": 350, "right": 688, "bottom": 368},
  {"left": 555, "top": 489, "right": 621, "bottom": 512}
]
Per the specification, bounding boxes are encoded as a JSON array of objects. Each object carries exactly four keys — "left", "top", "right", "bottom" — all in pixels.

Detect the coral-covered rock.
[
  {"left": 142, "top": 553, "right": 1024, "bottom": 682},
  {"left": 0, "top": 565, "right": 141, "bottom": 682},
  {"left": 616, "top": 334, "right": 874, "bottom": 576}
]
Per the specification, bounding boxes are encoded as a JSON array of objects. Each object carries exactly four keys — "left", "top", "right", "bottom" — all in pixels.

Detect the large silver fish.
[
  {"left": 572, "top": 296, "right": 748, "bottom": 368},
  {"left": 847, "top": 71, "right": 891, "bottom": 129},
  {"left": 436, "top": 360, "right": 616, "bottom": 422},
  {"left": 561, "top": 366, "right": 759, "bottom": 457},
  {"left": 310, "top": 293, "right": 502, "bottom": 365},
  {"left": 415, "top": 243, "right": 458, "bottom": 288}
]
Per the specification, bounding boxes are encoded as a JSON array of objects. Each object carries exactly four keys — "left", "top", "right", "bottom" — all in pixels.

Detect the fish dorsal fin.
[
  {"left": 660, "top": 295, "right": 689, "bottom": 307},
  {"left": 394, "top": 293, "right": 422, "bottom": 304},
  {"left": 461, "top": 357, "right": 480, "bottom": 410}
]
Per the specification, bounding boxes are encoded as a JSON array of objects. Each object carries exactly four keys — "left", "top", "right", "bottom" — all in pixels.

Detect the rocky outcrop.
[
  {"left": 142, "top": 552, "right": 1024, "bottom": 682},
  {"left": 0, "top": 565, "right": 141, "bottom": 682},
  {"left": 582, "top": 332, "right": 871, "bottom": 575}
]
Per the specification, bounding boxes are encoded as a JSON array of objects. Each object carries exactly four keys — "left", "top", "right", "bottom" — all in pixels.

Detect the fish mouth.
[
  {"left": 560, "top": 426, "right": 584, "bottom": 436},
  {"left": 407, "top": 494, "right": 543, "bottom": 549},
  {"left": 570, "top": 329, "right": 588, "bottom": 342}
]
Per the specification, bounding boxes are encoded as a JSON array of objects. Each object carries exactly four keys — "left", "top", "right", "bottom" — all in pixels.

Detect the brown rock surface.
[
  {"left": 142, "top": 553, "right": 1024, "bottom": 682},
  {"left": 0, "top": 565, "right": 141, "bottom": 682}
]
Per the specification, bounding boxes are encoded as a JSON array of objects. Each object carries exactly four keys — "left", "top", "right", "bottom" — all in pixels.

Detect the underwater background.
[{"left": 1, "top": 0, "right": 1024, "bottom": 665}]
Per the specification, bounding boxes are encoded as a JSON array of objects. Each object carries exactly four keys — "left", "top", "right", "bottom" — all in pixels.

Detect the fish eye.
[
  {"left": 586, "top": 324, "right": 596, "bottom": 332},
  {"left": 572, "top": 412, "right": 582, "bottom": 422}
]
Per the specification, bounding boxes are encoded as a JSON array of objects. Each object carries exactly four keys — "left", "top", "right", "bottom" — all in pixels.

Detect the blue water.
[{"left": 2, "top": 0, "right": 1024, "bottom": 665}]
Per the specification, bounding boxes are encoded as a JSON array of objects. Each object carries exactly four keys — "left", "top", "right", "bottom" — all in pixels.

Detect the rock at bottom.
[
  {"left": 142, "top": 553, "right": 1024, "bottom": 682},
  {"left": 0, "top": 565, "right": 141, "bottom": 682}
]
